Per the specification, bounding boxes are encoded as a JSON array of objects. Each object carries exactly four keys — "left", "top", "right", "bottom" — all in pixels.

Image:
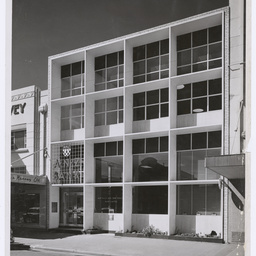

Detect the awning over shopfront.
[
  {"left": 205, "top": 154, "right": 245, "bottom": 179},
  {"left": 11, "top": 173, "right": 47, "bottom": 185}
]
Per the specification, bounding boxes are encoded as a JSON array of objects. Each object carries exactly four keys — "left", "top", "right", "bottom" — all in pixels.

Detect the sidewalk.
[{"left": 12, "top": 228, "right": 244, "bottom": 256}]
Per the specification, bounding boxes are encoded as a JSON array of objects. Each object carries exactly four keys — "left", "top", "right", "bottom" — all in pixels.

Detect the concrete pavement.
[{"left": 12, "top": 228, "right": 245, "bottom": 256}]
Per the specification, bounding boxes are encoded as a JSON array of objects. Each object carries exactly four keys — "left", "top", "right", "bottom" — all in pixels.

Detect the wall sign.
[
  {"left": 11, "top": 103, "right": 26, "bottom": 115},
  {"left": 11, "top": 173, "right": 46, "bottom": 185}
]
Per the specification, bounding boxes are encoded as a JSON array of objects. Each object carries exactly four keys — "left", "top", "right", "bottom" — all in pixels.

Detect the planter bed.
[{"left": 115, "top": 233, "right": 224, "bottom": 243}]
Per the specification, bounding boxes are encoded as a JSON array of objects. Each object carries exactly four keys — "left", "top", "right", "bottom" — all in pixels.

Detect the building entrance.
[{"left": 60, "top": 187, "right": 83, "bottom": 226}]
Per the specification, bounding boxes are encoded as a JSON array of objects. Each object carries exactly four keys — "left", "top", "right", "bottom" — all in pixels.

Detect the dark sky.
[{"left": 12, "top": 0, "right": 228, "bottom": 91}]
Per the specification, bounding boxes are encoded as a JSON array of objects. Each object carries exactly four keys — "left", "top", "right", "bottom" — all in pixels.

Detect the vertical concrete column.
[
  {"left": 48, "top": 185, "right": 59, "bottom": 229},
  {"left": 84, "top": 185, "right": 94, "bottom": 230},
  {"left": 123, "top": 184, "right": 132, "bottom": 233}
]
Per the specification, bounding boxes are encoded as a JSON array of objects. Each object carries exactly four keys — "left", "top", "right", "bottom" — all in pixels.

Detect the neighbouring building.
[
  {"left": 11, "top": 0, "right": 247, "bottom": 244},
  {"left": 11, "top": 85, "right": 48, "bottom": 229}
]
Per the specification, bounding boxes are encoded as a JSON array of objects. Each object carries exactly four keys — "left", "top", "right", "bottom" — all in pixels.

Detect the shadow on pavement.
[{"left": 12, "top": 227, "right": 80, "bottom": 240}]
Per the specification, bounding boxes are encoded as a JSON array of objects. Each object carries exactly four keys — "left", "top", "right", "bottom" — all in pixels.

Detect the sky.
[{"left": 12, "top": 0, "right": 228, "bottom": 91}]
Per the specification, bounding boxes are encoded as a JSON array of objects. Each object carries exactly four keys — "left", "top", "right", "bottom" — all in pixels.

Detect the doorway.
[{"left": 60, "top": 187, "right": 83, "bottom": 226}]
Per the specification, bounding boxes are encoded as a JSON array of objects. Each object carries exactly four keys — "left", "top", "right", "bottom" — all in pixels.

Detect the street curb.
[{"left": 30, "top": 245, "right": 121, "bottom": 256}]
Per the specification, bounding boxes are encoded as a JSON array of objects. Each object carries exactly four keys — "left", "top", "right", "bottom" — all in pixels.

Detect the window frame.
[{"left": 11, "top": 129, "right": 27, "bottom": 150}]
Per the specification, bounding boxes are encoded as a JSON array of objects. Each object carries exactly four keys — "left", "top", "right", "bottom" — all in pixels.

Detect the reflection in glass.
[{"left": 133, "top": 154, "right": 168, "bottom": 182}]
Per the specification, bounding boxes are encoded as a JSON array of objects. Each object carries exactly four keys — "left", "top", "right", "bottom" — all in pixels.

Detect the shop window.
[
  {"left": 133, "top": 88, "right": 169, "bottom": 121},
  {"left": 94, "top": 141, "right": 123, "bottom": 183},
  {"left": 61, "top": 103, "right": 84, "bottom": 131},
  {"left": 177, "top": 184, "right": 221, "bottom": 215},
  {"left": 133, "top": 137, "right": 168, "bottom": 182},
  {"left": 177, "top": 131, "right": 221, "bottom": 180},
  {"left": 177, "top": 25, "right": 222, "bottom": 75},
  {"left": 133, "top": 39, "right": 169, "bottom": 84},
  {"left": 133, "top": 186, "right": 168, "bottom": 214},
  {"left": 51, "top": 143, "right": 84, "bottom": 184},
  {"left": 177, "top": 78, "right": 222, "bottom": 115},
  {"left": 95, "top": 51, "right": 124, "bottom": 91},
  {"left": 95, "top": 187, "right": 122, "bottom": 213},
  {"left": 11, "top": 166, "right": 26, "bottom": 174},
  {"left": 61, "top": 61, "right": 84, "bottom": 98},
  {"left": 11, "top": 130, "right": 26, "bottom": 150},
  {"left": 95, "top": 96, "right": 123, "bottom": 126}
]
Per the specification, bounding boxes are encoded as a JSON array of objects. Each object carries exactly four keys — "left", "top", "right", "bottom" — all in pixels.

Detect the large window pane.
[
  {"left": 177, "top": 185, "right": 191, "bottom": 215},
  {"left": 147, "top": 90, "right": 159, "bottom": 104},
  {"left": 133, "top": 45, "right": 145, "bottom": 61},
  {"left": 107, "top": 97, "right": 117, "bottom": 111},
  {"left": 94, "top": 143, "right": 105, "bottom": 157},
  {"left": 146, "top": 137, "right": 158, "bottom": 153},
  {"left": 95, "top": 56, "right": 105, "bottom": 70},
  {"left": 192, "top": 97, "right": 207, "bottom": 112},
  {"left": 147, "top": 105, "right": 159, "bottom": 119},
  {"left": 177, "top": 84, "right": 191, "bottom": 100},
  {"left": 177, "top": 49, "right": 191, "bottom": 66},
  {"left": 133, "top": 92, "right": 145, "bottom": 107},
  {"left": 193, "top": 81, "right": 207, "bottom": 97},
  {"left": 192, "top": 29, "right": 207, "bottom": 47},
  {"left": 177, "top": 151, "right": 193, "bottom": 180},
  {"left": 209, "top": 78, "right": 222, "bottom": 94},
  {"left": 133, "top": 186, "right": 168, "bottom": 214},
  {"left": 178, "top": 100, "right": 191, "bottom": 115},
  {"left": 95, "top": 187, "right": 122, "bottom": 213},
  {"left": 161, "top": 39, "right": 169, "bottom": 54},
  {"left": 208, "top": 131, "right": 222, "bottom": 148},
  {"left": 192, "top": 150, "right": 207, "bottom": 180},
  {"left": 209, "top": 43, "right": 222, "bottom": 59},
  {"left": 206, "top": 185, "right": 221, "bottom": 215},
  {"left": 107, "top": 111, "right": 117, "bottom": 125},
  {"left": 192, "top": 185, "right": 206, "bottom": 214},
  {"left": 193, "top": 46, "right": 207, "bottom": 63},
  {"left": 133, "top": 154, "right": 168, "bottom": 182},
  {"left": 107, "top": 52, "right": 118, "bottom": 67},
  {"left": 192, "top": 133, "right": 207, "bottom": 149},
  {"left": 177, "top": 33, "right": 191, "bottom": 51},
  {"left": 133, "top": 107, "right": 145, "bottom": 121},
  {"left": 177, "top": 134, "right": 191, "bottom": 150},
  {"left": 134, "top": 61, "right": 145, "bottom": 76},
  {"left": 147, "top": 41, "right": 159, "bottom": 58},
  {"left": 95, "top": 113, "right": 105, "bottom": 126},
  {"left": 209, "top": 25, "right": 222, "bottom": 43},
  {"left": 147, "top": 57, "right": 159, "bottom": 73},
  {"left": 132, "top": 139, "right": 145, "bottom": 154}
]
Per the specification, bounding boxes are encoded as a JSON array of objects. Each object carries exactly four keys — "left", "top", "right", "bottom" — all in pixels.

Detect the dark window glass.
[
  {"left": 177, "top": 33, "right": 191, "bottom": 51},
  {"left": 146, "top": 137, "right": 158, "bottom": 153},
  {"left": 177, "top": 49, "right": 191, "bottom": 66},
  {"left": 61, "top": 65, "right": 70, "bottom": 78},
  {"left": 209, "top": 78, "right": 222, "bottom": 94},
  {"left": 95, "top": 187, "right": 122, "bottom": 213},
  {"left": 193, "top": 62, "right": 207, "bottom": 72},
  {"left": 177, "top": 134, "right": 191, "bottom": 150},
  {"left": 177, "top": 84, "right": 191, "bottom": 100},
  {"left": 193, "top": 46, "right": 207, "bottom": 63},
  {"left": 177, "top": 100, "right": 191, "bottom": 115},
  {"left": 107, "top": 52, "right": 118, "bottom": 67},
  {"left": 147, "top": 90, "right": 159, "bottom": 105},
  {"left": 118, "top": 141, "right": 123, "bottom": 155},
  {"left": 161, "top": 39, "right": 169, "bottom": 54},
  {"left": 133, "top": 186, "right": 168, "bottom": 214},
  {"left": 209, "top": 25, "right": 222, "bottom": 43},
  {"left": 147, "top": 72, "right": 159, "bottom": 81},
  {"left": 107, "top": 111, "right": 117, "bottom": 125},
  {"left": 133, "top": 75, "right": 145, "bottom": 84},
  {"left": 209, "top": 95, "right": 222, "bottom": 111},
  {"left": 106, "top": 142, "right": 117, "bottom": 156},
  {"left": 95, "top": 70, "right": 105, "bottom": 84},
  {"left": 134, "top": 61, "right": 145, "bottom": 76},
  {"left": 161, "top": 70, "right": 169, "bottom": 78},
  {"left": 193, "top": 97, "right": 207, "bottom": 112},
  {"left": 107, "top": 67, "right": 118, "bottom": 81},
  {"left": 107, "top": 81, "right": 117, "bottom": 89},
  {"left": 209, "top": 59, "right": 222, "bottom": 69},
  {"left": 177, "top": 185, "right": 192, "bottom": 214},
  {"left": 95, "top": 56, "right": 105, "bottom": 70},
  {"left": 133, "top": 45, "right": 145, "bottom": 61},
  {"left": 147, "top": 41, "right": 159, "bottom": 58},
  {"left": 192, "top": 133, "right": 207, "bottom": 149},
  {"left": 208, "top": 131, "right": 222, "bottom": 148},
  {"left": 133, "top": 92, "right": 145, "bottom": 107},
  {"left": 119, "top": 65, "right": 124, "bottom": 79},
  {"left": 161, "top": 103, "right": 169, "bottom": 117},
  {"left": 133, "top": 139, "right": 145, "bottom": 154},
  {"left": 133, "top": 107, "right": 145, "bottom": 121},
  {"left": 209, "top": 43, "right": 222, "bottom": 59},
  {"left": 95, "top": 100, "right": 105, "bottom": 114},
  {"left": 147, "top": 105, "right": 159, "bottom": 119},
  {"left": 119, "top": 96, "right": 123, "bottom": 109},
  {"left": 192, "top": 185, "right": 206, "bottom": 214},
  {"left": 95, "top": 113, "right": 105, "bottom": 126},
  {"left": 94, "top": 143, "right": 105, "bottom": 157},
  {"left": 161, "top": 55, "right": 169, "bottom": 70},
  {"left": 95, "top": 83, "right": 105, "bottom": 92},
  {"left": 177, "top": 152, "right": 193, "bottom": 180},
  {"left": 119, "top": 51, "right": 124, "bottom": 64},
  {"left": 161, "top": 88, "right": 169, "bottom": 102},
  {"left": 72, "top": 62, "right": 82, "bottom": 76},
  {"left": 192, "top": 29, "right": 207, "bottom": 47},
  {"left": 193, "top": 81, "right": 207, "bottom": 97},
  {"left": 107, "top": 97, "right": 117, "bottom": 111},
  {"left": 160, "top": 136, "right": 168, "bottom": 152},
  {"left": 147, "top": 57, "right": 159, "bottom": 73},
  {"left": 177, "top": 65, "right": 191, "bottom": 75},
  {"left": 206, "top": 185, "right": 221, "bottom": 214}
]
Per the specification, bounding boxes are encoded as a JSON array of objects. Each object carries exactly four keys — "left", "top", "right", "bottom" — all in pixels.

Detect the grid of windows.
[
  {"left": 177, "top": 78, "right": 222, "bottom": 115},
  {"left": 133, "top": 88, "right": 169, "bottom": 121},
  {"left": 95, "top": 51, "right": 124, "bottom": 91},
  {"left": 94, "top": 141, "right": 123, "bottom": 157},
  {"left": 51, "top": 143, "right": 84, "bottom": 184},
  {"left": 61, "top": 61, "right": 85, "bottom": 98},
  {"left": 11, "top": 166, "right": 26, "bottom": 174},
  {"left": 177, "top": 184, "right": 221, "bottom": 215},
  {"left": 61, "top": 103, "right": 84, "bottom": 131},
  {"left": 177, "top": 131, "right": 221, "bottom": 180},
  {"left": 177, "top": 25, "right": 222, "bottom": 75},
  {"left": 133, "top": 39, "right": 169, "bottom": 84},
  {"left": 11, "top": 130, "right": 26, "bottom": 150},
  {"left": 95, "top": 96, "right": 123, "bottom": 126}
]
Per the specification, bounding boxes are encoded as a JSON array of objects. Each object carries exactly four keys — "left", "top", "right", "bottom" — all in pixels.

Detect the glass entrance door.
[{"left": 60, "top": 188, "right": 83, "bottom": 226}]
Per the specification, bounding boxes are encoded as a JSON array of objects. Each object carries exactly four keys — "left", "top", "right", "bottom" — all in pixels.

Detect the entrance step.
[{"left": 54, "top": 227, "right": 84, "bottom": 234}]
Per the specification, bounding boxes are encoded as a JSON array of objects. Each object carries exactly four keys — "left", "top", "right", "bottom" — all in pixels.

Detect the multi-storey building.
[
  {"left": 11, "top": 85, "right": 48, "bottom": 229},
  {"left": 47, "top": 1, "right": 246, "bottom": 243}
]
